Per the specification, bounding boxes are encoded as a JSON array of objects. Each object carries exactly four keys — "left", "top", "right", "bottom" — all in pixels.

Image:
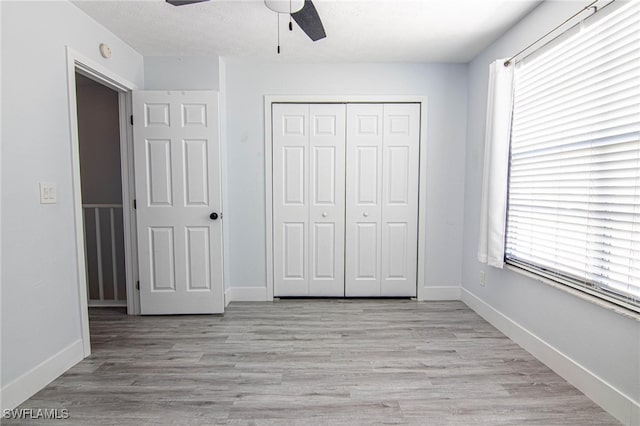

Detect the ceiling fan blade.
[
  {"left": 166, "top": 0, "right": 209, "bottom": 6},
  {"left": 291, "top": 0, "right": 326, "bottom": 41}
]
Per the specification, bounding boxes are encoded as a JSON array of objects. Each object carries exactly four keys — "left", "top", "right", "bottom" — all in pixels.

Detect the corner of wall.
[{"left": 218, "top": 57, "right": 231, "bottom": 293}]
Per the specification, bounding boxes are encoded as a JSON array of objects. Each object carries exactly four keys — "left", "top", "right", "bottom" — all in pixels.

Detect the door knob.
[
  {"left": 322, "top": 212, "right": 328, "bottom": 217},
  {"left": 209, "top": 212, "right": 219, "bottom": 220},
  {"left": 363, "top": 212, "right": 369, "bottom": 217}
]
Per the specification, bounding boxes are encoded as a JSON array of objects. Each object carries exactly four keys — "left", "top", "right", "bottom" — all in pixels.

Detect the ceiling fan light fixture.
[
  {"left": 264, "top": 0, "right": 304, "bottom": 14},
  {"left": 166, "top": 0, "right": 209, "bottom": 6}
]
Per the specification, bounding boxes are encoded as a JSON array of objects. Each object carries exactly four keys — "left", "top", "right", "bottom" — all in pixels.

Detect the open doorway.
[
  {"left": 75, "top": 73, "right": 127, "bottom": 309},
  {"left": 66, "top": 48, "right": 139, "bottom": 357}
]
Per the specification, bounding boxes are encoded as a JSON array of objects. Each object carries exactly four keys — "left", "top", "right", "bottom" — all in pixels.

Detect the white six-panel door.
[
  {"left": 273, "top": 104, "right": 346, "bottom": 296},
  {"left": 273, "top": 102, "right": 419, "bottom": 298},
  {"left": 133, "top": 91, "right": 224, "bottom": 314},
  {"left": 345, "top": 104, "right": 420, "bottom": 296}
]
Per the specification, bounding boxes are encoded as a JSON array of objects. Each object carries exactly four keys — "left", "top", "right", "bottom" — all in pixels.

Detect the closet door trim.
[{"left": 264, "top": 95, "right": 428, "bottom": 302}]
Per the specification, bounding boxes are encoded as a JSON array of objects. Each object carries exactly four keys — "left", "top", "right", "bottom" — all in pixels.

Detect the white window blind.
[{"left": 506, "top": 1, "right": 640, "bottom": 312}]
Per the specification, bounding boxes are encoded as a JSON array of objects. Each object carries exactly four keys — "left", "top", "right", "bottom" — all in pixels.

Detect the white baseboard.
[
  {"left": 422, "top": 286, "right": 461, "bottom": 301},
  {"left": 226, "top": 286, "right": 460, "bottom": 302},
  {"left": 0, "top": 339, "right": 84, "bottom": 411},
  {"left": 226, "top": 286, "right": 268, "bottom": 302},
  {"left": 461, "top": 288, "right": 639, "bottom": 426},
  {"left": 88, "top": 300, "right": 127, "bottom": 308}
]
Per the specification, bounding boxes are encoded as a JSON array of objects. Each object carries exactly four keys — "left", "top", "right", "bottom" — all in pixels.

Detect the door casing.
[
  {"left": 264, "top": 95, "right": 429, "bottom": 301},
  {"left": 66, "top": 47, "right": 140, "bottom": 357}
]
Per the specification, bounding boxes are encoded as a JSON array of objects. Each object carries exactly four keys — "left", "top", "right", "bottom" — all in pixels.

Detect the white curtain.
[{"left": 477, "top": 59, "right": 514, "bottom": 268}]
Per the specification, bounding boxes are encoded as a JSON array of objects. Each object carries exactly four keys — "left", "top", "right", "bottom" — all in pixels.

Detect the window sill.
[{"left": 504, "top": 263, "right": 640, "bottom": 322}]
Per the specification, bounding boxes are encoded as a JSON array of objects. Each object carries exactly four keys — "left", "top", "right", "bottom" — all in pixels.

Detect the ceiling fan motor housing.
[{"left": 264, "top": 0, "right": 305, "bottom": 14}]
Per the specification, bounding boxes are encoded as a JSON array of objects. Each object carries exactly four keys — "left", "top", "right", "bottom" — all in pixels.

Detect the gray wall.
[
  {"left": 224, "top": 62, "right": 468, "bottom": 293},
  {"left": 144, "top": 56, "right": 219, "bottom": 90},
  {"left": 76, "top": 74, "right": 122, "bottom": 205},
  {"left": 462, "top": 0, "right": 640, "bottom": 412},
  {"left": 1, "top": 0, "right": 143, "bottom": 392}
]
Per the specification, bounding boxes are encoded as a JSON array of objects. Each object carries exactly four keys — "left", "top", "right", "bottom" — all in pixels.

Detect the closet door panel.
[
  {"left": 309, "top": 104, "right": 346, "bottom": 296},
  {"left": 381, "top": 104, "right": 420, "bottom": 296},
  {"left": 273, "top": 104, "right": 310, "bottom": 296},
  {"left": 345, "top": 104, "right": 383, "bottom": 296}
]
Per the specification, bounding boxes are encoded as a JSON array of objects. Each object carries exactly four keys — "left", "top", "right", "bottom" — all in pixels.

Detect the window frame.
[
  {"left": 504, "top": 261, "right": 640, "bottom": 319},
  {"left": 503, "top": 0, "right": 640, "bottom": 315}
]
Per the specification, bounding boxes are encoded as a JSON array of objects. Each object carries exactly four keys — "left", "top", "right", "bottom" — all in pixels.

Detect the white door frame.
[
  {"left": 264, "top": 95, "right": 429, "bottom": 302},
  {"left": 65, "top": 47, "right": 139, "bottom": 357}
]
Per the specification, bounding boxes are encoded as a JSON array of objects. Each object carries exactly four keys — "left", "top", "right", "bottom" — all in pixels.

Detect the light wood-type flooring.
[{"left": 9, "top": 300, "right": 618, "bottom": 425}]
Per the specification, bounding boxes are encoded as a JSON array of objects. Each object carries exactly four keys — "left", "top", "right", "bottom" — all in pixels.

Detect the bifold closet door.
[
  {"left": 345, "top": 103, "right": 420, "bottom": 297},
  {"left": 273, "top": 103, "right": 346, "bottom": 296}
]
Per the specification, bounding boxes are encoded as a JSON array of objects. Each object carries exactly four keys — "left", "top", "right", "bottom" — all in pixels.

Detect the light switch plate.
[{"left": 39, "top": 182, "right": 57, "bottom": 204}]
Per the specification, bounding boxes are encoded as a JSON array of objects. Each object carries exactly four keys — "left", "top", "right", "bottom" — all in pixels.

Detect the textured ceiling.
[{"left": 72, "top": 0, "right": 543, "bottom": 63}]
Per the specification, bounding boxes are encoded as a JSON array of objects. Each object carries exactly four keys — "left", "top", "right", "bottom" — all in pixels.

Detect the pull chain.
[
  {"left": 277, "top": 13, "right": 281, "bottom": 54},
  {"left": 289, "top": 0, "right": 293, "bottom": 31}
]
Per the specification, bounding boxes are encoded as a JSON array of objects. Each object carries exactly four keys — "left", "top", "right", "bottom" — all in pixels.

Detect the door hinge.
[
  {"left": 130, "top": 115, "right": 134, "bottom": 126},
  {"left": 136, "top": 281, "right": 140, "bottom": 290},
  {"left": 133, "top": 199, "right": 137, "bottom": 210}
]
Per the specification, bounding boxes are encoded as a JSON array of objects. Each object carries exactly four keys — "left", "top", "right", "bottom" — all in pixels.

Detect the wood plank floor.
[{"left": 9, "top": 300, "right": 618, "bottom": 425}]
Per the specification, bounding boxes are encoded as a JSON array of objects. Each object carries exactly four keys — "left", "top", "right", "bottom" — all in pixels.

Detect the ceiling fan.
[{"left": 165, "top": 0, "right": 326, "bottom": 42}]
